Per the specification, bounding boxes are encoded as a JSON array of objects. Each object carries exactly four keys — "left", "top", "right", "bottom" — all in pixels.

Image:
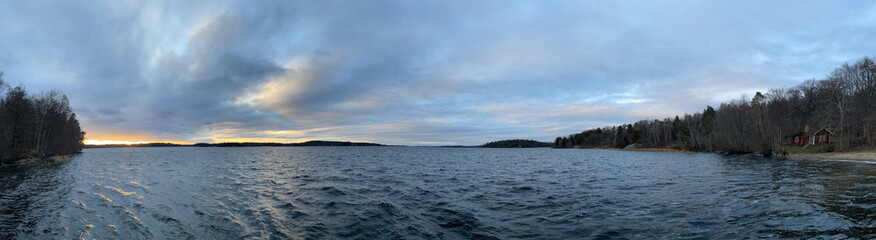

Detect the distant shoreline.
[
  {"left": 85, "top": 140, "right": 389, "bottom": 148},
  {"left": 82, "top": 141, "right": 876, "bottom": 162}
]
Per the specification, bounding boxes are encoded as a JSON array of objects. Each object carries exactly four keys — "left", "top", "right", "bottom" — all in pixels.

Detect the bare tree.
[{"left": 555, "top": 57, "right": 876, "bottom": 155}]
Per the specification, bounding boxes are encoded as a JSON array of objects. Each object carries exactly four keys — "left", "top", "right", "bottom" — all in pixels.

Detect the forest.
[
  {"left": 555, "top": 57, "right": 876, "bottom": 156},
  {"left": 0, "top": 72, "right": 84, "bottom": 164}
]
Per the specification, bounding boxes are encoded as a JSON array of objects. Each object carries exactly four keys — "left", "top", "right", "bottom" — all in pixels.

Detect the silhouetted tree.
[{"left": 0, "top": 73, "right": 84, "bottom": 163}]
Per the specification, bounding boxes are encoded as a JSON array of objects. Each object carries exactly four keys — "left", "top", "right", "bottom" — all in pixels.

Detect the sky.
[{"left": 0, "top": 1, "right": 874, "bottom": 145}]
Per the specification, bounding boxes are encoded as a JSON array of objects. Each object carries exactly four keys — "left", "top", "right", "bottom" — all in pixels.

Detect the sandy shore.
[
  {"left": 791, "top": 151, "right": 876, "bottom": 162},
  {"left": 601, "top": 147, "right": 876, "bottom": 162}
]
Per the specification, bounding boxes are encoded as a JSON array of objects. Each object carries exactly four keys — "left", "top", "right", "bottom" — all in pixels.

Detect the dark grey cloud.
[{"left": 0, "top": 0, "right": 874, "bottom": 144}]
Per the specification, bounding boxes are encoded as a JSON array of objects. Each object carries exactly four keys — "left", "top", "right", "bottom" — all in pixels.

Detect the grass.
[{"left": 783, "top": 144, "right": 837, "bottom": 154}]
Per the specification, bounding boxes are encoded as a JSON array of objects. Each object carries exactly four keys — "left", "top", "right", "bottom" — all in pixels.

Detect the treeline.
[
  {"left": 0, "top": 72, "right": 84, "bottom": 163},
  {"left": 555, "top": 57, "right": 876, "bottom": 155},
  {"left": 482, "top": 139, "right": 553, "bottom": 148}
]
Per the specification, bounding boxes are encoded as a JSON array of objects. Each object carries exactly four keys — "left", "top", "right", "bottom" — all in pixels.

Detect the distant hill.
[{"left": 481, "top": 139, "right": 553, "bottom": 148}]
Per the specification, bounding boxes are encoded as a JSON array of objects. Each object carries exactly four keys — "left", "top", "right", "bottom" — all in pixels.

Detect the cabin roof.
[
  {"left": 797, "top": 126, "right": 832, "bottom": 136},
  {"left": 814, "top": 127, "right": 832, "bottom": 134}
]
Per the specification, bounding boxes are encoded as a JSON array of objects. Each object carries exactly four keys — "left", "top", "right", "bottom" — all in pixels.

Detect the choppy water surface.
[{"left": 1, "top": 147, "right": 875, "bottom": 239}]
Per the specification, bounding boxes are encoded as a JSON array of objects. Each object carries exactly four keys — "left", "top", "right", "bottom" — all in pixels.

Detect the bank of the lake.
[
  {"left": 592, "top": 146, "right": 876, "bottom": 163},
  {"left": 0, "top": 154, "right": 77, "bottom": 167},
  {"left": 592, "top": 147, "right": 693, "bottom": 153},
  {"left": 791, "top": 150, "right": 876, "bottom": 162},
  {"left": 609, "top": 147, "right": 876, "bottom": 162}
]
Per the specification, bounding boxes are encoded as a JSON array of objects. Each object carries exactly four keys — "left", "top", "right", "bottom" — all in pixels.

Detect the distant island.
[
  {"left": 481, "top": 139, "right": 553, "bottom": 148},
  {"left": 85, "top": 140, "right": 387, "bottom": 148}
]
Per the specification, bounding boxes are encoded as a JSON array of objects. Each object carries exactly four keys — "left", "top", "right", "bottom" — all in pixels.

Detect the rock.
[{"left": 624, "top": 143, "right": 642, "bottom": 149}]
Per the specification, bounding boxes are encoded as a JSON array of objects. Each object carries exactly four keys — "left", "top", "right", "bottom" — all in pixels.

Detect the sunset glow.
[{"left": 83, "top": 140, "right": 152, "bottom": 145}]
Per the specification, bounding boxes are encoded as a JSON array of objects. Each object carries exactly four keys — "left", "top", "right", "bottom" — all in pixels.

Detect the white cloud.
[{"left": 0, "top": 0, "right": 873, "bottom": 145}]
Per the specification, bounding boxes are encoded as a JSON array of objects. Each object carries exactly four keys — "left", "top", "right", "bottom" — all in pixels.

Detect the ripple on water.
[{"left": 2, "top": 147, "right": 876, "bottom": 239}]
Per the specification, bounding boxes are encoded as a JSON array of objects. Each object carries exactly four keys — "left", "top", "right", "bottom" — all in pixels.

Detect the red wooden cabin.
[{"left": 790, "top": 125, "right": 832, "bottom": 146}]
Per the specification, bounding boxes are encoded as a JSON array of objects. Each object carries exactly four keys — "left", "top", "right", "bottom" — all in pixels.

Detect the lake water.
[{"left": 0, "top": 147, "right": 874, "bottom": 239}]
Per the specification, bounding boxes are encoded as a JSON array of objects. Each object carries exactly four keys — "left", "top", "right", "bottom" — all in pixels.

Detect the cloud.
[{"left": 0, "top": 0, "right": 874, "bottom": 145}]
